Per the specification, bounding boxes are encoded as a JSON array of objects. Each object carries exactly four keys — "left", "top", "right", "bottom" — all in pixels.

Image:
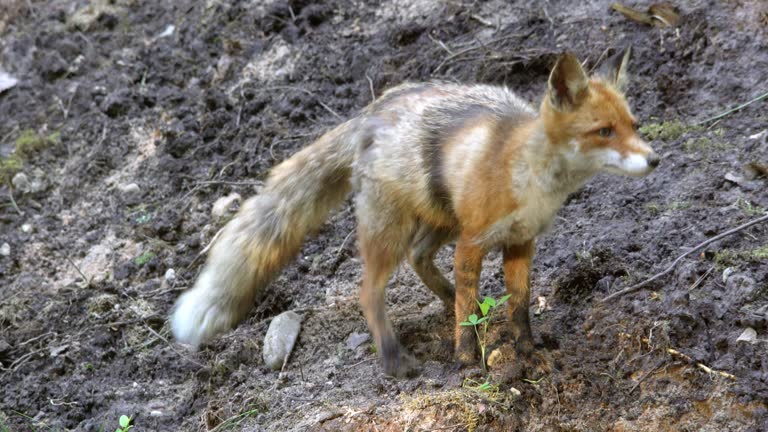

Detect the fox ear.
[
  {"left": 548, "top": 52, "right": 589, "bottom": 111},
  {"left": 598, "top": 45, "right": 631, "bottom": 91}
]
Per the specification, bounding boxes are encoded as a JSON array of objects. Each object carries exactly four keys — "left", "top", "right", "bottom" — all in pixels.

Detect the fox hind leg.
[
  {"left": 355, "top": 190, "right": 416, "bottom": 377},
  {"left": 408, "top": 224, "right": 455, "bottom": 307}
]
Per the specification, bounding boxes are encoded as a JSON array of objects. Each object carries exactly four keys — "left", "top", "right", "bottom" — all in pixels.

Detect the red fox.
[{"left": 171, "top": 46, "right": 658, "bottom": 376}]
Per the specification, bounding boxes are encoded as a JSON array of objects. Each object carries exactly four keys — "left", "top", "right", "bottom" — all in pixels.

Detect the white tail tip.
[{"left": 170, "top": 270, "right": 236, "bottom": 347}]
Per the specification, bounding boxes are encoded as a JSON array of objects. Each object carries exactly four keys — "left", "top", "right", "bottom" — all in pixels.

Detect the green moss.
[
  {"left": 15, "top": 129, "right": 50, "bottom": 157},
  {"left": 682, "top": 136, "right": 729, "bottom": 153},
  {"left": 0, "top": 154, "right": 23, "bottom": 184},
  {"left": 134, "top": 251, "right": 156, "bottom": 266},
  {"left": 644, "top": 200, "right": 690, "bottom": 214},
  {"left": 715, "top": 244, "right": 768, "bottom": 270},
  {"left": 1, "top": 129, "right": 60, "bottom": 185},
  {"left": 736, "top": 198, "right": 766, "bottom": 216},
  {"left": 667, "top": 201, "right": 691, "bottom": 211},
  {"left": 638, "top": 120, "right": 697, "bottom": 142}
]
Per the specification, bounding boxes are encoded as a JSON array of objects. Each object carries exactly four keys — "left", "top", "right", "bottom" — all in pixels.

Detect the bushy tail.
[{"left": 171, "top": 119, "right": 363, "bottom": 346}]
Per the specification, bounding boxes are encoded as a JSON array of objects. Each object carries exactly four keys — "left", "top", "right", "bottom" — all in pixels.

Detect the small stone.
[
  {"left": 12, "top": 172, "right": 30, "bottom": 192},
  {"left": 149, "top": 410, "right": 163, "bottom": 417},
  {"left": 509, "top": 387, "right": 522, "bottom": 397},
  {"left": 263, "top": 311, "right": 302, "bottom": 370},
  {"left": 736, "top": 328, "right": 757, "bottom": 344},
  {"left": 346, "top": 332, "right": 370, "bottom": 350},
  {"left": 0, "top": 69, "right": 18, "bottom": 93},
  {"left": 49, "top": 344, "right": 69, "bottom": 357},
  {"left": 211, "top": 193, "right": 241, "bottom": 219},
  {"left": 722, "top": 267, "right": 734, "bottom": 283},
  {"left": 164, "top": 268, "right": 176, "bottom": 282},
  {"left": 487, "top": 349, "right": 503, "bottom": 367},
  {"left": 21, "top": 223, "right": 32, "bottom": 233},
  {"left": 119, "top": 183, "right": 142, "bottom": 204},
  {"left": 0, "top": 243, "right": 9, "bottom": 257}
]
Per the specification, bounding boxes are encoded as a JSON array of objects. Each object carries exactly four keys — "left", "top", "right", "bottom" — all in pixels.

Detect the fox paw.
[
  {"left": 492, "top": 349, "right": 554, "bottom": 383},
  {"left": 381, "top": 348, "right": 418, "bottom": 378}
]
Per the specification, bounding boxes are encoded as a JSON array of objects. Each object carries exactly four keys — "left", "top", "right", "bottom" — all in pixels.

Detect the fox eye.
[
  {"left": 598, "top": 127, "right": 614, "bottom": 138},
  {"left": 632, "top": 122, "right": 640, "bottom": 131}
]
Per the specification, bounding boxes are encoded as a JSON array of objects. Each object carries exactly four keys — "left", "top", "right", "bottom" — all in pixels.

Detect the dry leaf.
[{"left": 612, "top": 2, "right": 680, "bottom": 27}]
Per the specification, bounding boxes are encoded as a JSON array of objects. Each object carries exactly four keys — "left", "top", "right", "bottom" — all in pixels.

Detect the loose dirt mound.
[{"left": 1, "top": 0, "right": 766, "bottom": 430}]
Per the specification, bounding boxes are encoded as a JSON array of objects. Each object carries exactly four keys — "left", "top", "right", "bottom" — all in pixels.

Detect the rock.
[
  {"left": 68, "top": 0, "right": 121, "bottom": 31},
  {"left": 164, "top": 268, "right": 176, "bottom": 282},
  {"left": 0, "top": 338, "right": 11, "bottom": 355},
  {"left": 736, "top": 327, "right": 757, "bottom": 344},
  {"left": 725, "top": 274, "right": 757, "bottom": 302},
  {"left": 119, "top": 182, "right": 142, "bottom": 204},
  {"left": 346, "top": 332, "right": 370, "bottom": 350},
  {"left": 509, "top": 387, "right": 522, "bottom": 397},
  {"left": 21, "top": 223, "right": 32, "bottom": 233},
  {"left": 211, "top": 193, "right": 241, "bottom": 219},
  {"left": 263, "top": 311, "right": 302, "bottom": 370},
  {"left": 487, "top": 348, "right": 503, "bottom": 367},
  {"left": 0, "top": 243, "right": 9, "bottom": 257},
  {"left": 11, "top": 172, "right": 29, "bottom": 192},
  {"left": 722, "top": 267, "right": 734, "bottom": 283},
  {"left": 0, "top": 69, "right": 18, "bottom": 93}
]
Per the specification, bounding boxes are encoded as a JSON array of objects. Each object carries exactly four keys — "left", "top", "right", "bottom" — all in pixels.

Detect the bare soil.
[{"left": 1, "top": 0, "right": 767, "bottom": 431}]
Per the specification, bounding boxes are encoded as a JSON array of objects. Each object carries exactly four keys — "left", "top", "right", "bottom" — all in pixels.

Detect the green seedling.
[
  {"left": 459, "top": 294, "right": 511, "bottom": 373},
  {"left": 134, "top": 251, "right": 156, "bottom": 266},
  {"left": 116, "top": 415, "right": 133, "bottom": 432}
]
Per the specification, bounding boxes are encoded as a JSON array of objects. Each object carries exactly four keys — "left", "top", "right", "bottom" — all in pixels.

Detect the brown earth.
[{"left": 1, "top": 0, "right": 767, "bottom": 431}]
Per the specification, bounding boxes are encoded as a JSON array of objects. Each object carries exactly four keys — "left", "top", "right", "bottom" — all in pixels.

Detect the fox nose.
[{"left": 647, "top": 153, "right": 660, "bottom": 168}]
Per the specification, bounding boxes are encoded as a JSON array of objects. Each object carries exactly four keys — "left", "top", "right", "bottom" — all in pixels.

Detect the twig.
[
  {"left": 666, "top": 348, "right": 736, "bottom": 380},
  {"left": 143, "top": 323, "right": 205, "bottom": 368},
  {"left": 258, "top": 86, "right": 343, "bottom": 119},
  {"left": 8, "top": 189, "right": 23, "bottom": 215},
  {"left": 427, "top": 33, "right": 453, "bottom": 55},
  {"left": 345, "top": 357, "right": 374, "bottom": 369},
  {"left": 186, "top": 226, "right": 225, "bottom": 271},
  {"left": 194, "top": 180, "right": 262, "bottom": 187},
  {"left": 365, "top": 74, "right": 376, "bottom": 102},
  {"left": 628, "top": 358, "right": 665, "bottom": 393},
  {"left": 334, "top": 229, "right": 356, "bottom": 263},
  {"left": 601, "top": 213, "right": 768, "bottom": 302},
  {"left": 688, "top": 266, "right": 714, "bottom": 291},
  {"left": 433, "top": 34, "right": 524, "bottom": 73},
  {"left": 695, "top": 89, "right": 768, "bottom": 125},
  {"left": 18, "top": 331, "right": 56, "bottom": 347},
  {"left": 65, "top": 255, "right": 91, "bottom": 286}
]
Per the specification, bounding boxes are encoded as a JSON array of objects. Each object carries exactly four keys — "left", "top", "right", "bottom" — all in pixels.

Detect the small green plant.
[
  {"left": 116, "top": 414, "right": 133, "bottom": 432},
  {"left": 1, "top": 129, "right": 59, "bottom": 184},
  {"left": 134, "top": 251, "right": 156, "bottom": 266},
  {"left": 462, "top": 377, "right": 499, "bottom": 395},
  {"left": 459, "top": 294, "right": 510, "bottom": 373},
  {"left": 736, "top": 197, "right": 766, "bottom": 216}
]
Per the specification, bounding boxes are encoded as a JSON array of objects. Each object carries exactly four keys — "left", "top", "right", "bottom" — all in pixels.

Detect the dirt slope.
[{"left": 0, "top": 0, "right": 766, "bottom": 431}]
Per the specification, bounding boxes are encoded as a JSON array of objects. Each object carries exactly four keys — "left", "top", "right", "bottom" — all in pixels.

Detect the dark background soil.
[{"left": 1, "top": 0, "right": 766, "bottom": 431}]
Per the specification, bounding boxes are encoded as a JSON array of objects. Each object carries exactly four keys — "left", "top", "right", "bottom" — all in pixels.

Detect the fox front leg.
[{"left": 453, "top": 233, "right": 485, "bottom": 364}]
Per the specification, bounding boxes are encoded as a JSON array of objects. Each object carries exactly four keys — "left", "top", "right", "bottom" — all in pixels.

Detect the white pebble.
[{"left": 164, "top": 268, "right": 176, "bottom": 282}]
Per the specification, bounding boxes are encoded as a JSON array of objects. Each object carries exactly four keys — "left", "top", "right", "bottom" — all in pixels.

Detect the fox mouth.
[{"left": 600, "top": 151, "right": 659, "bottom": 177}]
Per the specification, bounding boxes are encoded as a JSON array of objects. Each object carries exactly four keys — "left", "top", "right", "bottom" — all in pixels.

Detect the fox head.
[{"left": 541, "top": 46, "right": 659, "bottom": 177}]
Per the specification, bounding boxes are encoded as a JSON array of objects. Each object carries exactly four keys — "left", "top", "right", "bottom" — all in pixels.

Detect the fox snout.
[{"left": 598, "top": 139, "right": 660, "bottom": 177}]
